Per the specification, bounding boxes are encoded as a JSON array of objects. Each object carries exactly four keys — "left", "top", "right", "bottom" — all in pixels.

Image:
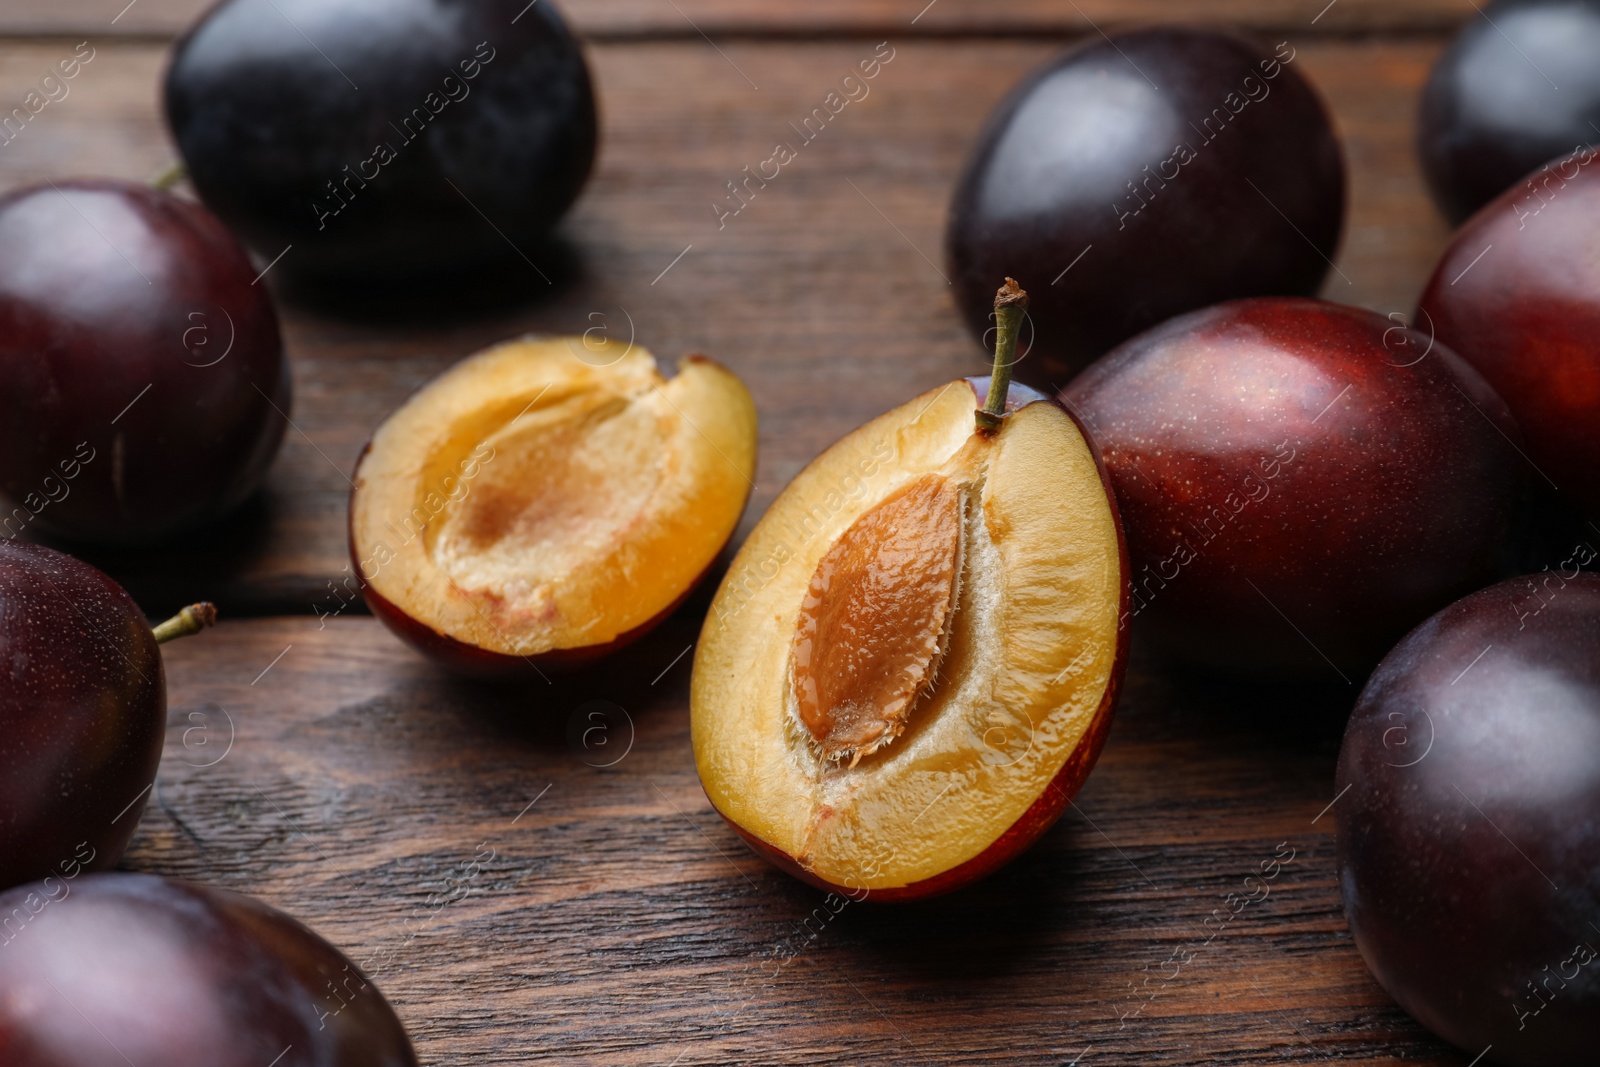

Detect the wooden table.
[{"left": 2, "top": 2, "right": 1478, "bottom": 1063}]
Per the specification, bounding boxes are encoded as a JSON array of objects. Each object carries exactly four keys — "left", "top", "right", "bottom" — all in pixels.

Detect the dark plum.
[
  {"left": 164, "top": 0, "right": 596, "bottom": 282},
  {"left": 0, "top": 541, "right": 214, "bottom": 892},
  {"left": 1418, "top": 0, "right": 1600, "bottom": 223},
  {"left": 0, "top": 179, "right": 288, "bottom": 544},
  {"left": 0, "top": 873, "right": 417, "bottom": 1066},
  {"left": 1417, "top": 156, "right": 1600, "bottom": 521},
  {"left": 1336, "top": 574, "right": 1600, "bottom": 1067},
  {"left": 1063, "top": 298, "right": 1523, "bottom": 679},
  {"left": 947, "top": 28, "right": 1344, "bottom": 385}
]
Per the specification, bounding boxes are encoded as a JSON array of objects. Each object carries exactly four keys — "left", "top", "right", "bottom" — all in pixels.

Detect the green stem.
[
  {"left": 152, "top": 602, "right": 217, "bottom": 644},
  {"left": 975, "top": 277, "right": 1029, "bottom": 434},
  {"left": 151, "top": 161, "right": 187, "bottom": 192}
]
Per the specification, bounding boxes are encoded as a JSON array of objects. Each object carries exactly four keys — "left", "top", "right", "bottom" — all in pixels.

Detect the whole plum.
[
  {"left": 1064, "top": 298, "right": 1523, "bottom": 679},
  {"left": 1337, "top": 573, "right": 1600, "bottom": 1067},
  {"left": 0, "top": 180, "right": 288, "bottom": 544},
  {"left": 0, "top": 873, "right": 418, "bottom": 1066},
  {"left": 947, "top": 28, "right": 1344, "bottom": 384},
  {"left": 165, "top": 0, "right": 596, "bottom": 281}
]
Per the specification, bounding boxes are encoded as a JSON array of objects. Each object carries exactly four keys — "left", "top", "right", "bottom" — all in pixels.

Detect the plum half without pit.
[
  {"left": 692, "top": 282, "right": 1129, "bottom": 900},
  {"left": 349, "top": 336, "right": 757, "bottom": 677}
]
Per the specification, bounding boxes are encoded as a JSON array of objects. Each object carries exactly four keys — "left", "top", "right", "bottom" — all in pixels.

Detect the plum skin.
[
  {"left": 1416, "top": 156, "right": 1600, "bottom": 521},
  {"left": 0, "top": 180, "right": 288, "bottom": 544},
  {"left": 1418, "top": 0, "right": 1600, "bottom": 223},
  {"left": 1063, "top": 297, "right": 1523, "bottom": 679},
  {"left": 0, "top": 873, "right": 418, "bottom": 1067},
  {"left": 164, "top": 0, "right": 597, "bottom": 281},
  {"left": 947, "top": 27, "right": 1344, "bottom": 385},
  {"left": 0, "top": 542, "right": 164, "bottom": 893},
  {"left": 1336, "top": 574, "right": 1600, "bottom": 1067}
]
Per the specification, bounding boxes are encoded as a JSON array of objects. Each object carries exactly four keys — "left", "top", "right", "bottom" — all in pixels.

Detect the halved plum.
[
  {"left": 350, "top": 336, "right": 757, "bottom": 677},
  {"left": 692, "top": 284, "right": 1129, "bottom": 899}
]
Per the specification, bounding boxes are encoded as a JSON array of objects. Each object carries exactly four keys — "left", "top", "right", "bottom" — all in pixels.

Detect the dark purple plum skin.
[
  {"left": 0, "top": 180, "right": 289, "bottom": 544},
  {"left": 164, "top": 0, "right": 596, "bottom": 281},
  {"left": 1418, "top": 0, "right": 1600, "bottom": 224},
  {"left": 947, "top": 28, "right": 1345, "bottom": 386},
  {"left": 1336, "top": 574, "right": 1600, "bottom": 1067},
  {"left": 0, "top": 873, "right": 418, "bottom": 1067},
  {"left": 0, "top": 542, "right": 163, "bottom": 892},
  {"left": 1063, "top": 297, "right": 1523, "bottom": 679},
  {"left": 1417, "top": 159, "right": 1600, "bottom": 521}
]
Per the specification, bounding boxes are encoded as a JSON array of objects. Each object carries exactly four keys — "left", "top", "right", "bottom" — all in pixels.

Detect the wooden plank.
[
  {"left": 128, "top": 614, "right": 1462, "bottom": 1065},
  {"left": 2, "top": 0, "right": 1472, "bottom": 41},
  {"left": 0, "top": 37, "right": 1453, "bottom": 616}
]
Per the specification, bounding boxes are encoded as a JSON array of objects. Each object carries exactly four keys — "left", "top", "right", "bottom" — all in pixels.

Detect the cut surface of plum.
[
  {"left": 351, "top": 337, "right": 756, "bottom": 672},
  {"left": 692, "top": 377, "right": 1127, "bottom": 897}
]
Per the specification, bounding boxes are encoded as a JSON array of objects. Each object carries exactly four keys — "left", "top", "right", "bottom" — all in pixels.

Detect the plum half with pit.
[
  {"left": 0, "top": 872, "right": 417, "bottom": 1066},
  {"left": 1336, "top": 573, "right": 1600, "bottom": 1067},
  {"left": 165, "top": 0, "right": 597, "bottom": 281},
  {"left": 1063, "top": 297, "right": 1523, "bottom": 680},
  {"left": 0, "top": 179, "right": 288, "bottom": 544},
  {"left": 947, "top": 28, "right": 1344, "bottom": 384},
  {"left": 693, "top": 282, "right": 1129, "bottom": 899},
  {"left": 0, "top": 541, "right": 214, "bottom": 892}
]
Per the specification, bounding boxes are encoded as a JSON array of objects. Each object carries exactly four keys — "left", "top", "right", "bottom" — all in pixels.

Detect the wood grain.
[
  {"left": 0, "top": 36, "right": 1453, "bottom": 616},
  {"left": 2, "top": 0, "right": 1474, "bottom": 42},
  {"left": 130, "top": 614, "right": 1465, "bottom": 1065}
]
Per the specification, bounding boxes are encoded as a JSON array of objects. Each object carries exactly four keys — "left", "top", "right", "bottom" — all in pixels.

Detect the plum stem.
[
  {"left": 152, "top": 602, "right": 217, "bottom": 644},
  {"left": 150, "top": 162, "right": 187, "bottom": 192},
  {"left": 976, "top": 277, "right": 1029, "bottom": 435}
]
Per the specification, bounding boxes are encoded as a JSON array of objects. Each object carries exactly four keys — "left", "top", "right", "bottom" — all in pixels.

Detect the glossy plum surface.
[
  {"left": 947, "top": 28, "right": 1345, "bottom": 385},
  {"left": 0, "top": 873, "right": 418, "bottom": 1066},
  {"left": 0, "top": 180, "right": 288, "bottom": 544},
  {"left": 1063, "top": 298, "right": 1523, "bottom": 679},
  {"left": 1417, "top": 158, "right": 1600, "bottom": 520},
  {"left": 0, "top": 542, "right": 163, "bottom": 892},
  {"left": 1336, "top": 574, "right": 1600, "bottom": 1067},
  {"left": 165, "top": 0, "right": 596, "bottom": 281},
  {"left": 1418, "top": 0, "right": 1600, "bottom": 223}
]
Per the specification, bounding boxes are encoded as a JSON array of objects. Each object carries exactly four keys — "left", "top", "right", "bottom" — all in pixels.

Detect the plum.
[
  {"left": 1064, "top": 297, "right": 1523, "bottom": 679},
  {"left": 165, "top": 0, "right": 596, "bottom": 281},
  {"left": 0, "top": 872, "right": 417, "bottom": 1066},
  {"left": 947, "top": 28, "right": 1344, "bottom": 384},
  {"left": 1418, "top": 0, "right": 1600, "bottom": 222},
  {"left": 0, "top": 541, "right": 214, "bottom": 892},
  {"left": 1337, "top": 573, "right": 1600, "bottom": 1067},
  {"left": 0, "top": 180, "right": 288, "bottom": 544}
]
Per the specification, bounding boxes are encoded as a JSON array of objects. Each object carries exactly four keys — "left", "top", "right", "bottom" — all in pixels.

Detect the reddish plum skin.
[
  {"left": 947, "top": 28, "right": 1344, "bottom": 384},
  {"left": 1417, "top": 159, "right": 1600, "bottom": 520},
  {"left": 1063, "top": 298, "right": 1522, "bottom": 678},
  {"left": 0, "top": 542, "right": 163, "bottom": 892},
  {"left": 1336, "top": 574, "right": 1600, "bottom": 1067},
  {"left": 0, "top": 180, "right": 288, "bottom": 544},
  {"left": 0, "top": 873, "right": 418, "bottom": 1067}
]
